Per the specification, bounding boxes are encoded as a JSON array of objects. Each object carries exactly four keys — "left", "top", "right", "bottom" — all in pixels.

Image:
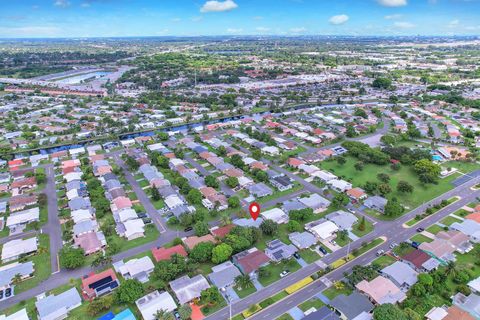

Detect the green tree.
[
  {"left": 114, "top": 279, "right": 144, "bottom": 304},
  {"left": 287, "top": 220, "right": 302, "bottom": 232},
  {"left": 190, "top": 242, "right": 215, "bottom": 263},
  {"left": 228, "top": 196, "right": 240, "bottom": 208},
  {"left": 414, "top": 159, "right": 441, "bottom": 184},
  {"left": 59, "top": 247, "right": 85, "bottom": 269},
  {"left": 194, "top": 221, "right": 209, "bottom": 236},
  {"left": 384, "top": 199, "right": 404, "bottom": 217},
  {"left": 225, "top": 176, "right": 239, "bottom": 188},
  {"left": 151, "top": 187, "right": 161, "bottom": 201},
  {"left": 201, "top": 287, "right": 223, "bottom": 305},
  {"left": 187, "top": 189, "right": 202, "bottom": 205},
  {"left": 154, "top": 310, "right": 175, "bottom": 320},
  {"left": 205, "top": 175, "right": 219, "bottom": 188},
  {"left": 212, "top": 243, "right": 233, "bottom": 264},
  {"left": 260, "top": 219, "right": 278, "bottom": 236},
  {"left": 331, "top": 193, "right": 350, "bottom": 208},
  {"left": 372, "top": 77, "right": 392, "bottom": 90},
  {"left": 178, "top": 304, "right": 192, "bottom": 320},
  {"left": 235, "top": 274, "right": 253, "bottom": 289},
  {"left": 397, "top": 181, "right": 414, "bottom": 193},
  {"left": 373, "top": 304, "right": 408, "bottom": 320}
]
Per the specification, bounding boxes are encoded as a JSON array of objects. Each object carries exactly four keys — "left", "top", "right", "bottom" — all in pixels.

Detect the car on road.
[
  {"left": 280, "top": 270, "right": 290, "bottom": 278},
  {"left": 319, "top": 246, "right": 328, "bottom": 255},
  {"left": 184, "top": 226, "right": 193, "bottom": 232},
  {"left": 347, "top": 208, "right": 356, "bottom": 214},
  {"left": 416, "top": 227, "right": 425, "bottom": 232},
  {"left": 174, "top": 311, "right": 181, "bottom": 320},
  {"left": 411, "top": 241, "right": 420, "bottom": 249},
  {"left": 142, "top": 218, "right": 152, "bottom": 224},
  {"left": 138, "top": 212, "right": 148, "bottom": 218},
  {"left": 293, "top": 252, "right": 300, "bottom": 259},
  {"left": 389, "top": 242, "right": 398, "bottom": 249},
  {"left": 376, "top": 249, "right": 385, "bottom": 256}
]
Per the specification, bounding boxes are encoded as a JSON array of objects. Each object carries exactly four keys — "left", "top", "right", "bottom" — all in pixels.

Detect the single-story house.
[
  {"left": 325, "top": 210, "right": 358, "bottom": 230},
  {"left": 356, "top": 276, "right": 406, "bottom": 305},
  {"left": 113, "top": 257, "right": 154, "bottom": 283},
  {"left": 6, "top": 207, "right": 39, "bottom": 230},
  {"left": 232, "top": 247, "right": 270, "bottom": 277},
  {"left": 364, "top": 196, "right": 388, "bottom": 213},
  {"left": 260, "top": 208, "right": 289, "bottom": 224},
  {"left": 305, "top": 219, "right": 339, "bottom": 241},
  {"left": 327, "top": 179, "right": 352, "bottom": 192},
  {"left": 289, "top": 231, "right": 317, "bottom": 250},
  {"left": 247, "top": 183, "right": 273, "bottom": 198},
  {"left": 264, "top": 239, "right": 297, "bottom": 262},
  {"left": 208, "top": 261, "right": 242, "bottom": 289},
  {"left": 451, "top": 220, "right": 480, "bottom": 243},
  {"left": 381, "top": 261, "right": 418, "bottom": 289},
  {"left": 81, "top": 268, "right": 119, "bottom": 300},
  {"left": 151, "top": 244, "right": 188, "bottom": 262},
  {"left": 0, "top": 261, "right": 34, "bottom": 292},
  {"left": 35, "top": 287, "right": 82, "bottom": 320},
  {"left": 452, "top": 292, "right": 480, "bottom": 319},
  {"left": 401, "top": 249, "right": 440, "bottom": 272},
  {"left": 329, "top": 292, "right": 374, "bottom": 320},
  {"left": 298, "top": 194, "right": 331, "bottom": 212},
  {"left": 346, "top": 187, "right": 367, "bottom": 201},
  {"left": 169, "top": 275, "right": 210, "bottom": 305},
  {"left": 135, "top": 291, "right": 177, "bottom": 320},
  {"left": 1, "top": 237, "right": 38, "bottom": 263}
]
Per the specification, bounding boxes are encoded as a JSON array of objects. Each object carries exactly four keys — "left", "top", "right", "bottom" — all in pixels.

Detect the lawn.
[
  {"left": 322, "top": 284, "right": 352, "bottom": 300},
  {"left": 440, "top": 215, "right": 462, "bottom": 226},
  {"left": 351, "top": 217, "right": 374, "bottom": 237},
  {"left": 393, "top": 244, "right": 414, "bottom": 257},
  {"left": 257, "top": 182, "right": 304, "bottom": 206},
  {"left": 319, "top": 156, "right": 458, "bottom": 210},
  {"left": 258, "top": 259, "right": 301, "bottom": 287},
  {"left": 371, "top": 255, "right": 396, "bottom": 269},
  {"left": 298, "top": 249, "right": 321, "bottom": 264},
  {"left": 234, "top": 284, "right": 257, "bottom": 299},
  {"left": 276, "top": 314, "right": 294, "bottom": 320},
  {"left": 426, "top": 224, "right": 445, "bottom": 235},
  {"left": 453, "top": 208, "right": 470, "bottom": 218},
  {"left": 444, "top": 160, "right": 479, "bottom": 174},
  {"left": 335, "top": 234, "right": 352, "bottom": 247},
  {"left": 258, "top": 291, "right": 288, "bottom": 309},
  {"left": 298, "top": 297, "right": 324, "bottom": 312},
  {"left": 410, "top": 234, "right": 433, "bottom": 244}
]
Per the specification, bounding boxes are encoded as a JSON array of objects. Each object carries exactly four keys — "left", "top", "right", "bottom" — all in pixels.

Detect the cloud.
[
  {"left": 226, "top": 28, "right": 243, "bottom": 33},
  {"left": 171, "top": 18, "right": 182, "bottom": 22},
  {"left": 80, "top": 2, "right": 91, "bottom": 7},
  {"left": 191, "top": 16, "right": 203, "bottom": 22},
  {"left": 255, "top": 27, "right": 271, "bottom": 32},
  {"left": 200, "top": 0, "right": 238, "bottom": 13},
  {"left": 377, "top": 0, "right": 407, "bottom": 7},
  {"left": 54, "top": 0, "right": 70, "bottom": 8},
  {"left": 290, "top": 27, "right": 307, "bottom": 33},
  {"left": 0, "top": 26, "right": 61, "bottom": 37},
  {"left": 384, "top": 14, "right": 403, "bottom": 20},
  {"left": 394, "top": 21, "right": 415, "bottom": 28},
  {"left": 329, "top": 14, "right": 349, "bottom": 25},
  {"left": 448, "top": 19, "right": 460, "bottom": 27}
]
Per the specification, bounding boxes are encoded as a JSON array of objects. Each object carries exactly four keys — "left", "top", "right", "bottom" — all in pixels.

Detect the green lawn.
[
  {"left": 258, "top": 259, "right": 301, "bottom": 287},
  {"left": 298, "top": 298, "right": 324, "bottom": 312},
  {"left": 371, "top": 255, "right": 396, "bottom": 269},
  {"left": 277, "top": 314, "right": 294, "bottom": 320},
  {"left": 352, "top": 218, "right": 374, "bottom": 237},
  {"left": 234, "top": 284, "right": 257, "bottom": 298},
  {"left": 335, "top": 234, "right": 352, "bottom": 247},
  {"left": 257, "top": 182, "right": 304, "bottom": 206},
  {"left": 410, "top": 234, "right": 433, "bottom": 244},
  {"left": 426, "top": 224, "right": 445, "bottom": 235},
  {"left": 444, "top": 160, "right": 479, "bottom": 174},
  {"left": 258, "top": 291, "right": 288, "bottom": 309},
  {"left": 440, "top": 215, "right": 462, "bottom": 226},
  {"left": 393, "top": 244, "right": 414, "bottom": 257},
  {"left": 453, "top": 209, "right": 470, "bottom": 218},
  {"left": 319, "top": 156, "right": 458, "bottom": 210},
  {"left": 298, "top": 249, "right": 321, "bottom": 264},
  {"left": 322, "top": 284, "right": 352, "bottom": 300}
]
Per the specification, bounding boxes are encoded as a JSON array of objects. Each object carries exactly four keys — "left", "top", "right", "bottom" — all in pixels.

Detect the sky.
[{"left": 0, "top": 0, "right": 479, "bottom": 38}]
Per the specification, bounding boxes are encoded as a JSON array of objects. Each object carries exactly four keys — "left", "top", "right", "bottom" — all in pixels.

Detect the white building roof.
[
  {"left": 0, "top": 308, "right": 29, "bottom": 320},
  {"left": 6, "top": 207, "right": 39, "bottom": 227},
  {"left": 1, "top": 237, "right": 38, "bottom": 262},
  {"left": 135, "top": 290, "right": 177, "bottom": 320},
  {"left": 261, "top": 208, "right": 289, "bottom": 224},
  {"left": 309, "top": 221, "right": 339, "bottom": 240}
]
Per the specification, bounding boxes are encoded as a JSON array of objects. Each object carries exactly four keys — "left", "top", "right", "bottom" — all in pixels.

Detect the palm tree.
[
  {"left": 154, "top": 310, "right": 174, "bottom": 320},
  {"left": 12, "top": 273, "right": 22, "bottom": 285},
  {"left": 220, "top": 212, "right": 232, "bottom": 226},
  {"left": 235, "top": 274, "right": 253, "bottom": 289},
  {"left": 444, "top": 261, "right": 459, "bottom": 277}
]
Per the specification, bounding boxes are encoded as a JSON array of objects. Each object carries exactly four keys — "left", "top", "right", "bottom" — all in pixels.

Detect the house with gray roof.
[
  {"left": 35, "top": 287, "right": 82, "bottom": 320},
  {"left": 264, "top": 239, "right": 297, "bottom": 262},
  {"left": 0, "top": 261, "right": 34, "bottom": 291},
  {"left": 68, "top": 197, "right": 91, "bottom": 211},
  {"left": 329, "top": 292, "right": 374, "bottom": 320},
  {"left": 451, "top": 220, "right": 480, "bottom": 243},
  {"left": 381, "top": 261, "right": 418, "bottom": 290},
  {"left": 298, "top": 193, "right": 331, "bottom": 211},
  {"left": 73, "top": 220, "right": 98, "bottom": 237},
  {"left": 247, "top": 183, "right": 273, "bottom": 198},
  {"left": 289, "top": 231, "right": 317, "bottom": 250},
  {"left": 364, "top": 196, "right": 388, "bottom": 213},
  {"left": 303, "top": 306, "right": 340, "bottom": 320},
  {"left": 233, "top": 217, "right": 264, "bottom": 228},
  {"left": 208, "top": 261, "right": 241, "bottom": 289},
  {"left": 326, "top": 210, "right": 358, "bottom": 230},
  {"left": 169, "top": 275, "right": 210, "bottom": 305},
  {"left": 282, "top": 199, "right": 307, "bottom": 213}
]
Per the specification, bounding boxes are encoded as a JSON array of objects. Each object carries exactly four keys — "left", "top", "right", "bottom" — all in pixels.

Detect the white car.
[{"left": 280, "top": 270, "right": 290, "bottom": 278}]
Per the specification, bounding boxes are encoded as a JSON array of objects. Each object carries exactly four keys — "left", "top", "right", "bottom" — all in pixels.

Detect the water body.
[{"left": 55, "top": 71, "right": 110, "bottom": 85}]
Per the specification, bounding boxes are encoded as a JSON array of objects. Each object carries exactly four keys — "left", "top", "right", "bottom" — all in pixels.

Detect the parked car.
[
  {"left": 280, "top": 270, "right": 290, "bottom": 278},
  {"left": 411, "top": 241, "right": 420, "bottom": 249},
  {"left": 142, "top": 218, "right": 152, "bottom": 224},
  {"left": 174, "top": 311, "right": 181, "bottom": 320},
  {"left": 184, "top": 226, "right": 193, "bottom": 232},
  {"left": 389, "top": 242, "right": 398, "bottom": 249},
  {"left": 416, "top": 227, "right": 425, "bottom": 232},
  {"left": 293, "top": 252, "right": 300, "bottom": 259},
  {"left": 319, "top": 246, "right": 328, "bottom": 255},
  {"left": 0, "top": 290, "right": 3, "bottom": 299},
  {"left": 376, "top": 249, "right": 385, "bottom": 256},
  {"left": 138, "top": 212, "right": 148, "bottom": 218}
]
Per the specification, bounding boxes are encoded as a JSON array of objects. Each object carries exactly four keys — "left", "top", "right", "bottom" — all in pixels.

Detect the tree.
[
  {"left": 380, "top": 135, "right": 396, "bottom": 146},
  {"left": 354, "top": 162, "right": 364, "bottom": 171},
  {"left": 225, "top": 176, "right": 239, "bottom": 188},
  {"left": 336, "top": 156, "right": 347, "bottom": 166},
  {"left": 235, "top": 274, "right": 253, "bottom": 289},
  {"left": 194, "top": 221, "right": 209, "bottom": 236},
  {"left": 377, "top": 183, "right": 392, "bottom": 196},
  {"left": 178, "top": 304, "right": 192, "bottom": 320},
  {"left": 258, "top": 266, "right": 271, "bottom": 279},
  {"left": 219, "top": 212, "right": 232, "bottom": 226},
  {"left": 445, "top": 261, "right": 459, "bottom": 277},
  {"left": 354, "top": 108, "right": 368, "bottom": 119},
  {"left": 397, "top": 181, "right": 414, "bottom": 193},
  {"left": 373, "top": 304, "right": 408, "bottom": 320},
  {"left": 201, "top": 287, "right": 223, "bottom": 305},
  {"left": 384, "top": 199, "right": 404, "bottom": 217},
  {"left": 59, "top": 246, "right": 85, "bottom": 269},
  {"left": 331, "top": 193, "right": 350, "bottom": 208},
  {"left": 358, "top": 216, "right": 366, "bottom": 232},
  {"left": 260, "top": 219, "right": 278, "bottom": 236},
  {"left": 346, "top": 124, "right": 357, "bottom": 138},
  {"left": 228, "top": 196, "right": 240, "bottom": 208},
  {"left": 154, "top": 310, "right": 175, "bottom": 320},
  {"left": 91, "top": 253, "right": 112, "bottom": 268},
  {"left": 414, "top": 159, "right": 441, "bottom": 184},
  {"left": 115, "top": 279, "right": 144, "bottom": 304},
  {"left": 187, "top": 189, "right": 202, "bottom": 205},
  {"left": 225, "top": 234, "right": 251, "bottom": 253},
  {"left": 153, "top": 254, "right": 188, "bottom": 281},
  {"left": 151, "top": 187, "right": 161, "bottom": 201},
  {"left": 205, "top": 175, "right": 219, "bottom": 189},
  {"left": 377, "top": 173, "right": 390, "bottom": 183},
  {"left": 157, "top": 132, "right": 169, "bottom": 141},
  {"left": 190, "top": 242, "right": 215, "bottom": 263},
  {"left": 212, "top": 243, "right": 233, "bottom": 264},
  {"left": 289, "top": 208, "right": 313, "bottom": 222},
  {"left": 287, "top": 220, "right": 302, "bottom": 232},
  {"left": 35, "top": 171, "right": 46, "bottom": 184},
  {"left": 87, "top": 295, "right": 114, "bottom": 316},
  {"left": 372, "top": 77, "right": 392, "bottom": 90}
]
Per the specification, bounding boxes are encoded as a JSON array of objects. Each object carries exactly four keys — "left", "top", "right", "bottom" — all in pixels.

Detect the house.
[
  {"left": 287, "top": 158, "right": 305, "bottom": 168},
  {"left": 169, "top": 275, "right": 210, "bottom": 305},
  {"left": 0, "top": 261, "right": 34, "bottom": 293},
  {"left": 11, "top": 177, "right": 37, "bottom": 192},
  {"left": 208, "top": 261, "right": 242, "bottom": 289},
  {"left": 35, "top": 287, "right": 82, "bottom": 320},
  {"left": 451, "top": 220, "right": 480, "bottom": 243},
  {"left": 122, "top": 219, "right": 145, "bottom": 240},
  {"left": 1, "top": 237, "right": 38, "bottom": 263},
  {"left": 325, "top": 210, "right": 358, "bottom": 230},
  {"left": 364, "top": 196, "right": 388, "bottom": 213},
  {"left": 81, "top": 269, "right": 119, "bottom": 300},
  {"left": 232, "top": 247, "right": 270, "bottom": 277},
  {"left": 380, "top": 261, "right": 418, "bottom": 289},
  {"left": 183, "top": 234, "right": 216, "bottom": 250},
  {"left": 305, "top": 219, "right": 339, "bottom": 241},
  {"left": 247, "top": 183, "right": 273, "bottom": 198},
  {"left": 6, "top": 207, "right": 39, "bottom": 231},
  {"left": 436, "top": 230, "right": 473, "bottom": 254},
  {"left": 327, "top": 179, "right": 352, "bottom": 192},
  {"left": 419, "top": 238, "right": 456, "bottom": 262},
  {"left": 329, "top": 292, "right": 374, "bottom": 320},
  {"left": 311, "top": 170, "right": 337, "bottom": 183},
  {"left": 401, "top": 249, "right": 440, "bottom": 272},
  {"left": 355, "top": 275, "right": 406, "bottom": 305},
  {"left": 468, "top": 277, "right": 480, "bottom": 294},
  {"left": 0, "top": 308, "right": 29, "bottom": 320},
  {"left": 210, "top": 224, "right": 234, "bottom": 239},
  {"left": 113, "top": 257, "right": 154, "bottom": 283},
  {"left": 8, "top": 194, "right": 37, "bottom": 212},
  {"left": 260, "top": 208, "right": 289, "bottom": 224},
  {"left": 346, "top": 188, "right": 367, "bottom": 201},
  {"left": 270, "top": 175, "right": 293, "bottom": 191},
  {"left": 302, "top": 306, "right": 340, "bottom": 320},
  {"left": 74, "top": 231, "right": 106, "bottom": 255},
  {"left": 298, "top": 193, "right": 331, "bottom": 212},
  {"left": 289, "top": 232, "right": 317, "bottom": 249},
  {"left": 264, "top": 239, "right": 297, "bottom": 262},
  {"left": 151, "top": 244, "right": 188, "bottom": 262},
  {"left": 233, "top": 217, "right": 264, "bottom": 228},
  {"left": 135, "top": 291, "right": 177, "bottom": 320},
  {"left": 452, "top": 292, "right": 480, "bottom": 319}
]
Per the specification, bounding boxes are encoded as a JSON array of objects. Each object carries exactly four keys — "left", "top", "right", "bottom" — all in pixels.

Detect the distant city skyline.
[{"left": 0, "top": 0, "right": 480, "bottom": 38}]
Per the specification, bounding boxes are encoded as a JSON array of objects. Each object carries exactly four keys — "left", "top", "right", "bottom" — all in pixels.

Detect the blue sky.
[{"left": 0, "top": 0, "right": 479, "bottom": 38}]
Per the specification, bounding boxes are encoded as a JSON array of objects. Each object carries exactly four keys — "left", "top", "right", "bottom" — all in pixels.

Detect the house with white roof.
[
  {"left": 169, "top": 275, "right": 210, "bottom": 305},
  {"left": 260, "top": 208, "right": 289, "bottom": 224},
  {"left": 327, "top": 179, "right": 353, "bottom": 192},
  {"left": 135, "top": 290, "right": 177, "bottom": 320},
  {"left": 35, "top": 287, "right": 82, "bottom": 320},
  {"left": 113, "top": 256, "right": 154, "bottom": 283},
  {"left": 1, "top": 237, "right": 38, "bottom": 263},
  {"left": 305, "top": 219, "right": 339, "bottom": 241}
]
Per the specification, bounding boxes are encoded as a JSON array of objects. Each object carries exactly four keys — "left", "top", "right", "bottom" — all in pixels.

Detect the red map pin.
[{"left": 249, "top": 202, "right": 261, "bottom": 221}]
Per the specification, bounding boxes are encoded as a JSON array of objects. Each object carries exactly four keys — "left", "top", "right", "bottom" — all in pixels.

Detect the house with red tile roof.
[
  {"left": 287, "top": 158, "right": 305, "bottom": 168},
  {"left": 346, "top": 187, "right": 367, "bottom": 201},
  {"left": 183, "top": 234, "right": 216, "bottom": 250},
  {"left": 210, "top": 224, "right": 234, "bottom": 239},
  {"left": 232, "top": 247, "right": 270, "bottom": 277},
  {"left": 11, "top": 177, "right": 37, "bottom": 192},
  {"left": 81, "top": 268, "right": 119, "bottom": 300},
  {"left": 152, "top": 244, "right": 188, "bottom": 262}
]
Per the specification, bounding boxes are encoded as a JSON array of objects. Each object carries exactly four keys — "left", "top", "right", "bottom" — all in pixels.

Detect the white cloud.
[
  {"left": 226, "top": 28, "right": 243, "bottom": 33},
  {"left": 377, "top": 0, "right": 407, "bottom": 7},
  {"left": 384, "top": 14, "right": 403, "bottom": 20},
  {"left": 255, "top": 27, "right": 271, "bottom": 32},
  {"left": 0, "top": 26, "right": 61, "bottom": 37},
  {"left": 394, "top": 21, "right": 415, "bottom": 28},
  {"left": 171, "top": 18, "right": 181, "bottom": 22},
  {"left": 329, "top": 14, "right": 349, "bottom": 25},
  {"left": 200, "top": 0, "right": 238, "bottom": 13},
  {"left": 290, "top": 27, "right": 307, "bottom": 33},
  {"left": 54, "top": 0, "right": 70, "bottom": 8},
  {"left": 80, "top": 2, "right": 90, "bottom": 7},
  {"left": 448, "top": 19, "right": 460, "bottom": 27}
]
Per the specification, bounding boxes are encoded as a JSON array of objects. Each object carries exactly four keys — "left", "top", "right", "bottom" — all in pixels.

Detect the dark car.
[
  {"left": 411, "top": 241, "right": 420, "bottom": 249},
  {"left": 138, "top": 213, "right": 148, "bottom": 219},
  {"left": 142, "top": 218, "right": 152, "bottom": 224},
  {"left": 184, "top": 226, "right": 193, "bottom": 232},
  {"left": 319, "top": 246, "right": 328, "bottom": 255},
  {"left": 416, "top": 227, "right": 425, "bottom": 232},
  {"left": 293, "top": 252, "right": 300, "bottom": 259}
]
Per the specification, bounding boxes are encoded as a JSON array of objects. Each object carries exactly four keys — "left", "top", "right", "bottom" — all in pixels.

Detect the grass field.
[
  {"left": 440, "top": 215, "right": 462, "bottom": 226},
  {"left": 426, "top": 224, "right": 445, "bottom": 235},
  {"left": 298, "top": 297, "right": 324, "bottom": 312},
  {"left": 319, "top": 156, "right": 458, "bottom": 210},
  {"left": 371, "top": 255, "right": 396, "bottom": 269},
  {"left": 410, "top": 234, "right": 433, "bottom": 244},
  {"left": 258, "top": 259, "right": 301, "bottom": 287},
  {"left": 322, "top": 284, "right": 352, "bottom": 300},
  {"left": 234, "top": 284, "right": 257, "bottom": 299},
  {"left": 298, "top": 249, "right": 321, "bottom": 263},
  {"left": 352, "top": 217, "right": 374, "bottom": 237}
]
